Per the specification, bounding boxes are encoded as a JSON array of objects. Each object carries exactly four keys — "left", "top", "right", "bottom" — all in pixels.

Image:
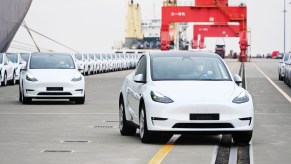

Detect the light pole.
[{"left": 283, "top": 1, "right": 291, "bottom": 53}]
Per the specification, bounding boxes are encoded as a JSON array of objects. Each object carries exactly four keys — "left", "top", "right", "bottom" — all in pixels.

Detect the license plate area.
[
  {"left": 47, "top": 87, "right": 63, "bottom": 91},
  {"left": 190, "top": 114, "right": 219, "bottom": 120}
]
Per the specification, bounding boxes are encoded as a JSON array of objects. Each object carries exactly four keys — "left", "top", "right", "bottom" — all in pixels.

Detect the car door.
[{"left": 127, "top": 55, "right": 147, "bottom": 123}]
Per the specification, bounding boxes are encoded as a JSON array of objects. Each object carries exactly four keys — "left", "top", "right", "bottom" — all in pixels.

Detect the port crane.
[{"left": 160, "top": 0, "right": 248, "bottom": 62}]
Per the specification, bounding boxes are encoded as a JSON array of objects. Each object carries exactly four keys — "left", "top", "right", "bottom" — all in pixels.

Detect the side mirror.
[
  {"left": 134, "top": 74, "right": 146, "bottom": 83},
  {"left": 20, "top": 68, "right": 27, "bottom": 72},
  {"left": 78, "top": 68, "right": 83, "bottom": 72},
  {"left": 233, "top": 74, "right": 242, "bottom": 85}
]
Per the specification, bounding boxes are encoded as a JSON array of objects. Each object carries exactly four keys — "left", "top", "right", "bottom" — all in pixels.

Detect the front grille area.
[
  {"left": 37, "top": 92, "right": 72, "bottom": 96},
  {"left": 47, "top": 87, "right": 63, "bottom": 91},
  {"left": 172, "top": 123, "right": 234, "bottom": 129}
]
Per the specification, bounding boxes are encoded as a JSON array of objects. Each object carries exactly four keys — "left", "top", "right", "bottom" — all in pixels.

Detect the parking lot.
[{"left": 0, "top": 58, "right": 290, "bottom": 164}]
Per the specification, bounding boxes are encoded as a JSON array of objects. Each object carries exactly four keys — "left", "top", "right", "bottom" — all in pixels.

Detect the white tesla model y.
[
  {"left": 119, "top": 51, "right": 254, "bottom": 143},
  {"left": 19, "top": 53, "right": 85, "bottom": 104}
]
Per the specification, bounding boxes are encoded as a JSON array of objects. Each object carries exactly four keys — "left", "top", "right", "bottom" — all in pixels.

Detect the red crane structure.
[
  {"left": 193, "top": 24, "right": 239, "bottom": 49},
  {"left": 160, "top": 0, "right": 248, "bottom": 62}
]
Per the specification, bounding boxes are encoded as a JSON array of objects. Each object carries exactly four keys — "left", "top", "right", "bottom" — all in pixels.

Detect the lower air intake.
[{"left": 172, "top": 123, "right": 234, "bottom": 129}]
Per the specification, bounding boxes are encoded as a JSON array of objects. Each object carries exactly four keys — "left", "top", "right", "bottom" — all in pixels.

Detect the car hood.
[
  {"left": 28, "top": 69, "right": 82, "bottom": 82},
  {"left": 150, "top": 81, "right": 237, "bottom": 102}
]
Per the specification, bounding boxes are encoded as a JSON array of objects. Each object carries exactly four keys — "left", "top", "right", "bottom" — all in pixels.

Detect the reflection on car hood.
[
  {"left": 151, "top": 81, "right": 236, "bottom": 102},
  {"left": 28, "top": 69, "right": 81, "bottom": 82}
]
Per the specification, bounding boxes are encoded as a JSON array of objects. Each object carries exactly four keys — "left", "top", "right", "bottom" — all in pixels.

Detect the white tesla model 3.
[
  {"left": 19, "top": 53, "right": 85, "bottom": 104},
  {"left": 119, "top": 51, "right": 254, "bottom": 143}
]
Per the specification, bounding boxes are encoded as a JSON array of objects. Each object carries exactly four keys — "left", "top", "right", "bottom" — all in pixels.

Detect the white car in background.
[
  {"left": 278, "top": 53, "right": 290, "bottom": 81},
  {"left": 6, "top": 53, "right": 26, "bottom": 83},
  {"left": 19, "top": 53, "right": 85, "bottom": 104},
  {"left": 94, "top": 53, "right": 101, "bottom": 73},
  {"left": 0, "top": 53, "right": 16, "bottom": 86},
  {"left": 74, "top": 53, "right": 85, "bottom": 75},
  {"left": 89, "top": 53, "right": 97, "bottom": 74},
  {"left": 82, "top": 53, "right": 90, "bottom": 75},
  {"left": 119, "top": 51, "right": 254, "bottom": 144}
]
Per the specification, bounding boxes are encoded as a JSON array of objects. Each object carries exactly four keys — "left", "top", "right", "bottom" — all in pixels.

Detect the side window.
[{"left": 135, "top": 55, "right": 147, "bottom": 78}]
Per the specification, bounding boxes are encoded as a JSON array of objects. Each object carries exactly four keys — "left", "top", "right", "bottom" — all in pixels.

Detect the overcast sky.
[{"left": 9, "top": 0, "right": 291, "bottom": 55}]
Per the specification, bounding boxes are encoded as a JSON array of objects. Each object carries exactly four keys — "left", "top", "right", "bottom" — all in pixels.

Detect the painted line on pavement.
[
  {"left": 228, "top": 145, "right": 238, "bottom": 164},
  {"left": 148, "top": 134, "right": 180, "bottom": 164},
  {"left": 253, "top": 63, "right": 291, "bottom": 103}
]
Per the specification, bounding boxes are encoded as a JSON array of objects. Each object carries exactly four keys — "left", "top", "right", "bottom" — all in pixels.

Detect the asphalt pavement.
[{"left": 0, "top": 58, "right": 290, "bottom": 164}]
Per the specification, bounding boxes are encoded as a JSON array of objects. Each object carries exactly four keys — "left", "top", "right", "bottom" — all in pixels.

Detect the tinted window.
[
  {"left": 151, "top": 56, "right": 231, "bottom": 81},
  {"left": 95, "top": 54, "right": 100, "bottom": 59},
  {"left": 6, "top": 53, "right": 18, "bottom": 63},
  {"left": 135, "top": 55, "right": 147, "bottom": 78},
  {"left": 30, "top": 54, "right": 75, "bottom": 69},
  {"left": 20, "top": 53, "right": 30, "bottom": 62},
  {"left": 75, "top": 54, "right": 82, "bottom": 60},
  {"left": 89, "top": 54, "right": 94, "bottom": 59}
]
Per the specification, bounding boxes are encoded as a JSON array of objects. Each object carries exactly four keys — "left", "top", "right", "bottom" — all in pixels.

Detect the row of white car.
[
  {"left": 0, "top": 51, "right": 144, "bottom": 87},
  {"left": 74, "top": 51, "right": 144, "bottom": 75},
  {"left": 0, "top": 53, "right": 30, "bottom": 87}
]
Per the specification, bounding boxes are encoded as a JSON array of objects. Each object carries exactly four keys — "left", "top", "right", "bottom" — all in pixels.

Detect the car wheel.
[
  {"left": 22, "top": 89, "right": 31, "bottom": 104},
  {"left": 279, "top": 74, "right": 282, "bottom": 81},
  {"left": 119, "top": 101, "right": 136, "bottom": 136},
  {"left": 139, "top": 104, "right": 157, "bottom": 143},
  {"left": 11, "top": 71, "right": 16, "bottom": 85},
  {"left": 232, "top": 131, "right": 252, "bottom": 144},
  {"left": 75, "top": 94, "right": 85, "bottom": 104},
  {"left": 3, "top": 72, "right": 7, "bottom": 86},
  {"left": 19, "top": 86, "right": 22, "bottom": 102}
]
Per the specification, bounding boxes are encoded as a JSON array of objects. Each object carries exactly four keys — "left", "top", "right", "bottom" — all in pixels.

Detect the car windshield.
[
  {"left": 30, "top": 53, "right": 75, "bottom": 69},
  {"left": 6, "top": 53, "right": 18, "bottom": 63},
  {"left": 89, "top": 54, "right": 94, "bottom": 60},
  {"left": 20, "top": 53, "right": 30, "bottom": 62},
  {"left": 0, "top": 53, "right": 3, "bottom": 63},
  {"left": 75, "top": 54, "right": 82, "bottom": 61},
  {"left": 151, "top": 56, "right": 231, "bottom": 81}
]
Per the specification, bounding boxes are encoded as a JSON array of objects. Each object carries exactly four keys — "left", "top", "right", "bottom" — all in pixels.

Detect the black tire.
[
  {"left": 19, "top": 87, "right": 22, "bottom": 102},
  {"left": 2, "top": 72, "right": 7, "bottom": 86},
  {"left": 75, "top": 94, "right": 85, "bottom": 104},
  {"left": 11, "top": 71, "right": 16, "bottom": 85},
  {"left": 119, "top": 101, "right": 136, "bottom": 136},
  {"left": 232, "top": 131, "right": 252, "bottom": 144},
  {"left": 279, "top": 74, "right": 282, "bottom": 81},
  {"left": 0, "top": 72, "right": 2, "bottom": 87},
  {"left": 139, "top": 104, "right": 158, "bottom": 143},
  {"left": 22, "top": 89, "right": 31, "bottom": 104}
]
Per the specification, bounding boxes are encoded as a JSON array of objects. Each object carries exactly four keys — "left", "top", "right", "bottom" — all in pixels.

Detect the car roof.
[{"left": 148, "top": 51, "right": 220, "bottom": 58}]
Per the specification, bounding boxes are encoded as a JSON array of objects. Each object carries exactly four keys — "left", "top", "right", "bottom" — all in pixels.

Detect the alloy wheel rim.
[
  {"left": 140, "top": 109, "right": 145, "bottom": 138},
  {"left": 119, "top": 105, "right": 124, "bottom": 131}
]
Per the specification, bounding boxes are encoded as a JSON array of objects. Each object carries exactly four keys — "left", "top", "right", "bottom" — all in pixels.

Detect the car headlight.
[
  {"left": 232, "top": 91, "right": 249, "bottom": 104},
  {"left": 151, "top": 90, "right": 174, "bottom": 103},
  {"left": 26, "top": 74, "right": 38, "bottom": 82},
  {"left": 72, "top": 75, "right": 82, "bottom": 82}
]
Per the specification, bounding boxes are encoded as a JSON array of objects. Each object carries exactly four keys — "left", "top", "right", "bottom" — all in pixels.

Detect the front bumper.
[
  {"left": 145, "top": 100, "right": 254, "bottom": 133},
  {"left": 23, "top": 80, "right": 84, "bottom": 98}
]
